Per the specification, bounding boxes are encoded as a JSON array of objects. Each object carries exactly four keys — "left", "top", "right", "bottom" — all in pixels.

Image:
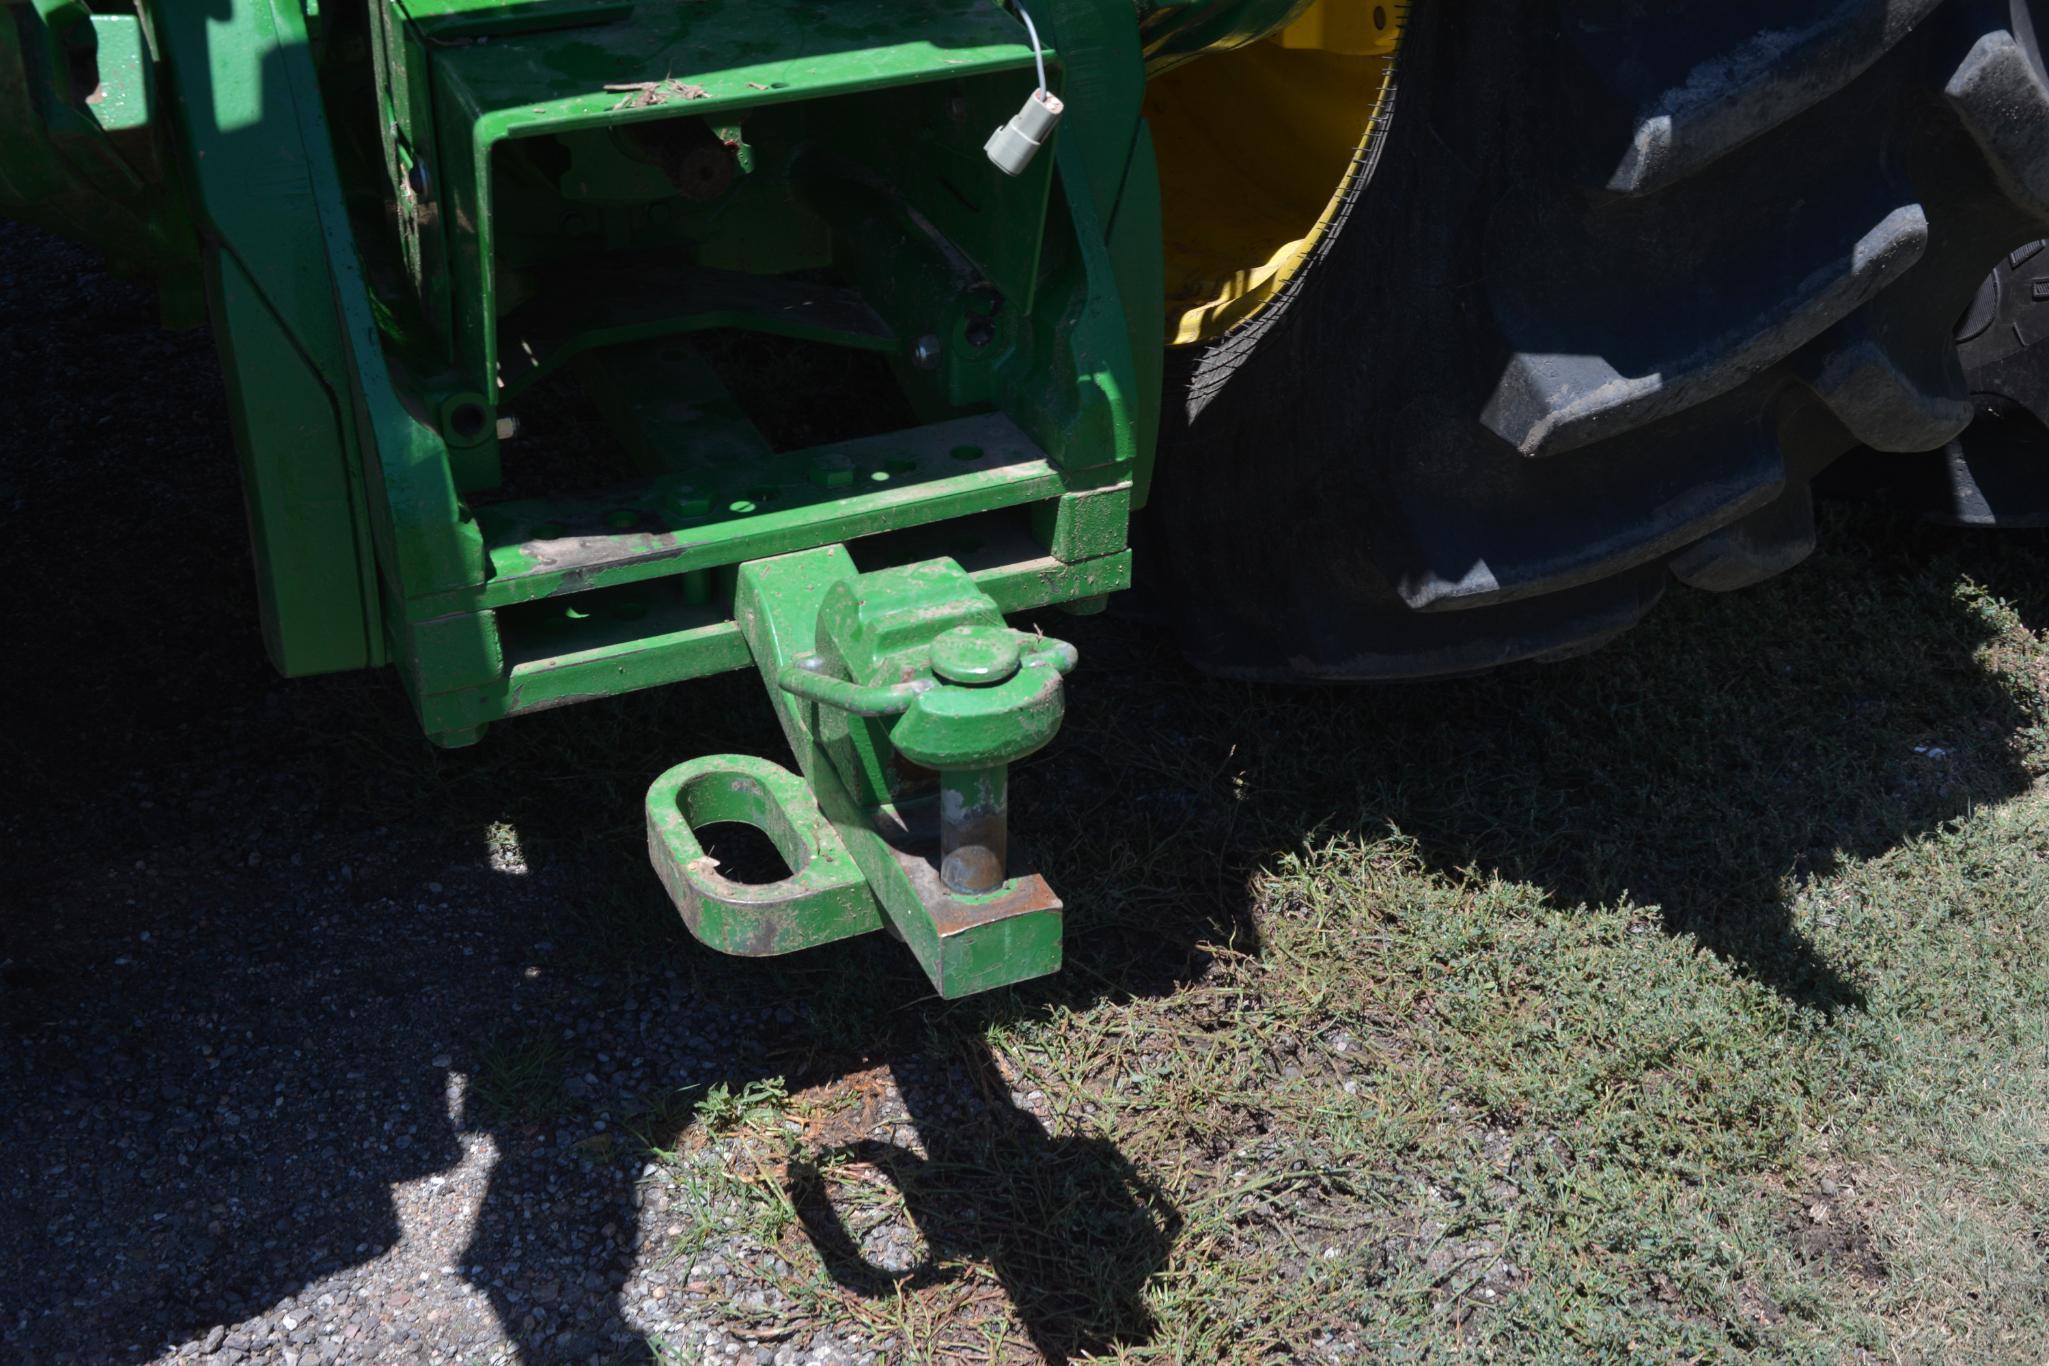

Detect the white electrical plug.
[
  {"left": 985, "top": 88, "right": 1063, "bottom": 176},
  {"left": 984, "top": 0, "right": 1059, "bottom": 176}
]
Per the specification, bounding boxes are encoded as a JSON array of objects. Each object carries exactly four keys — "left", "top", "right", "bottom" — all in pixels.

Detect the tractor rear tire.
[
  {"left": 1146, "top": 0, "right": 2049, "bottom": 679},
  {"left": 1851, "top": 238, "right": 2049, "bottom": 525}
]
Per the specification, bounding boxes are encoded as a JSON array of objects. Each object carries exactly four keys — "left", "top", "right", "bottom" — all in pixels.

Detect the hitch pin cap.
[
  {"left": 984, "top": 89, "right": 1063, "bottom": 176},
  {"left": 930, "top": 625, "right": 1022, "bottom": 685}
]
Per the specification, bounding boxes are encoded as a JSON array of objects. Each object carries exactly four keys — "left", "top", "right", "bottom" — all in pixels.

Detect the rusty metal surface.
[
  {"left": 938, "top": 766, "right": 1008, "bottom": 895},
  {"left": 872, "top": 797, "right": 1061, "bottom": 943}
]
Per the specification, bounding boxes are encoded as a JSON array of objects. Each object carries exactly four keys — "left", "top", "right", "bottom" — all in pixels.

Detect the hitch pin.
[
  {"left": 778, "top": 632, "right": 1077, "bottom": 898},
  {"left": 777, "top": 655, "right": 1005, "bottom": 894}
]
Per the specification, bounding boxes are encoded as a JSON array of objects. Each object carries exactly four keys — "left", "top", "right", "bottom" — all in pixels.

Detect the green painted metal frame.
[
  {"left": 361, "top": 0, "right": 1161, "bottom": 746},
  {"left": 0, "top": 0, "right": 1317, "bottom": 992},
  {"left": 0, "top": 2, "right": 196, "bottom": 300},
  {"left": 1, "top": 0, "right": 1166, "bottom": 730},
  {"left": 415, "top": 0, "right": 1057, "bottom": 402}
]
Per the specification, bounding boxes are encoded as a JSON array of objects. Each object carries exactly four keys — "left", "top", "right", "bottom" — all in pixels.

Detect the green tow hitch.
[{"left": 646, "top": 545, "right": 1077, "bottom": 997}]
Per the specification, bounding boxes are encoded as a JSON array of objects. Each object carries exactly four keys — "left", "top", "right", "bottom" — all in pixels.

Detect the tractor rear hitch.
[{"left": 646, "top": 546, "right": 1076, "bottom": 998}]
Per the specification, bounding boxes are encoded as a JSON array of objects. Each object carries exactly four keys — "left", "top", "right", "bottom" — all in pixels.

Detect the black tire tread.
[{"left": 1147, "top": 0, "right": 2049, "bottom": 680}]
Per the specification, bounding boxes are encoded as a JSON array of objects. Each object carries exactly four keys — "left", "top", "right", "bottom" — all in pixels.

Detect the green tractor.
[{"left": 6, "top": 0, "right": 2045, "bottom": 995}]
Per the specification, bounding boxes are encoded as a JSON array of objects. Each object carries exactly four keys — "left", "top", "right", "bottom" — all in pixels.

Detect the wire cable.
[{"left": 1012, "top": 0, "right": 1048, "bottom": 95}]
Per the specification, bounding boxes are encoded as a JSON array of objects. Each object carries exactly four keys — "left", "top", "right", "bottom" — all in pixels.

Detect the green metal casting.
[
  {"left": 646, "top": 752, "right": 882, "bottom": 956},
  {"left": 0, "top": 0, "right": 1304, "bottom": 995},
  {"left": 0, "top": 1, "right": 197, "bottom": 307},
  {"left": 645, "top": 545, "right": 1078, "bottom": 996}
]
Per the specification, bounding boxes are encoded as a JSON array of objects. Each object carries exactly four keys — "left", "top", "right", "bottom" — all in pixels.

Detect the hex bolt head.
[{"left": 910, "top": 334, "right": 944, "bottom": 370}]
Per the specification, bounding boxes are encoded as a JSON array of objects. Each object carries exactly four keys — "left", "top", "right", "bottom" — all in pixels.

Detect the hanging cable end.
[{"left": 984, "top": 88, "right": 1063, "bottom": 176}]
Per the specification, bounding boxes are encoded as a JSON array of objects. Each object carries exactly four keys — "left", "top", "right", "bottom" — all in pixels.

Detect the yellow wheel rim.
[{"left": 1147, "top": 0, "right": 1407, "bottom": 346}]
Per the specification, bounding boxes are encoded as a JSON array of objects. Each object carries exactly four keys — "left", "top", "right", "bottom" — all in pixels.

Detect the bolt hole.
[
  {"left": 695, "top": 822, "right": 793, "bottom": 884},
  {"left": 448, "top": 401, "right": 489, "bottom": 441},
  {"left": 1373, "top": 4, "right": 1386, "bottom": 27}
]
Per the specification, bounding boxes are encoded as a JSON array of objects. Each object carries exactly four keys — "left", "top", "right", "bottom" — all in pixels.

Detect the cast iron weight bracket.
[{"left": 645, "top": 544, "right": 1077, "bottom": 998}]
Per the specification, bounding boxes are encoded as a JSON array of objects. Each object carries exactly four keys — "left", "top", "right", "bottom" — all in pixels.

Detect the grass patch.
[
  {"left": 671, "top": 510, "right": 2049, "bottom": 1359},
  {"left": 694, "top": 1077, "right": 792, "bottom": 1134}
]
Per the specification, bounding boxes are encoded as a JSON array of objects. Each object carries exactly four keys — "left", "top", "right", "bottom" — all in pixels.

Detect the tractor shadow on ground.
[
  {"left": 0, "top": 216, "right": 1199, "bottom": 1363},
  {"left": 6, "top": 208, "right": 2046, "bottom": 1364},
  {"left": 1066, "top": 508, "right": 2049, "bottom": 1023}
]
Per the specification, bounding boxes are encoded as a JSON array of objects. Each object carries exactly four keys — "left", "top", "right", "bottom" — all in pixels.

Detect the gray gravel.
[
  {"left": 4, "top": 827, "right": 907, "bottom": 1364},
  {"left": 1, "top": 221, "right": 1125, "bottom": 1363}
]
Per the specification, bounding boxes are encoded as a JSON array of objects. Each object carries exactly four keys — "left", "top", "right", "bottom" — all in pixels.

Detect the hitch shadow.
[{"left": 784, "top": 1041, "right": 1179, "bottom": 1363}]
